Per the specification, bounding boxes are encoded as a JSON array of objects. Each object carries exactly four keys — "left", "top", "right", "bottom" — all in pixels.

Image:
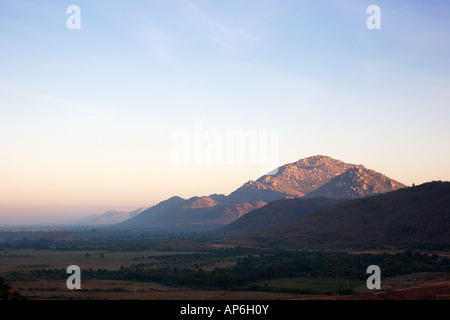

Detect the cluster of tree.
[
  {"left": 3, "top": 268, "right": 67, "bottom": 282},
  {"left": 231, "top": 250, "right": 450, "bottom": 281},
  {"left": 0, "top": 276, "right": 26, "bottom": 300},
  {"left": 3, "top": 250, "right": 448, "bottom": 293},
  {"left": 0, "top": 235, "right": 209, "bottom": 252},
  {"left": 0, "top": 238, "right": 56, "bottom": 250}
]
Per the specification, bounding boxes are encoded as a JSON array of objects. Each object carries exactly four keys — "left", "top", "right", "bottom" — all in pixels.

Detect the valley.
[
  {"left": 1, "top": 231, "right": 449, "bottom": 300},
  {"left": 1, "top": 156, "right": 449, "bottom": 301}
]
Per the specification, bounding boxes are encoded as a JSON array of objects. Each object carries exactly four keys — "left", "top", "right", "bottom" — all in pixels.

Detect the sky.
[{"left": 0, "top": 0, "right": 449, "bottom": 225}]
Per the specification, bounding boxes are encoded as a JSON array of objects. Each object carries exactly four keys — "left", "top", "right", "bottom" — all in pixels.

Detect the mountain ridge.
[
  {"left": 116, "top": 155, "right": 406, "bottom": 231},
  {"left": 76, "top": 207, "right": 147, "bottom": 225},
  {"left": 255, "top": 155, "right": 366, "bottom": 197},
  {"left": 234, "top": 181, "right": 450, "bottom": 247},
  {"left": 209, "top": 197, "right": 344, "bottom": 240},
  {"left": 304, "top": 167, "right": 406, "bottom": 199}
]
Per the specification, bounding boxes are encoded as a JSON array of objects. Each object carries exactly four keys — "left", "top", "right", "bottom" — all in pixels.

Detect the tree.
[{"left": 0, "top": 276, "right": 26, "bottom": 300}]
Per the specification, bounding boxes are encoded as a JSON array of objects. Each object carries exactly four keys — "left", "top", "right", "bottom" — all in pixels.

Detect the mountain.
[
  {"left": 254, "top": 155, "right": 366, "bottom": 197},
  {"left": 235, "top": 181, "right": 450, "bottom": 248},
  {"left": 182, "top": 196, "right": 219, "bottom": 209},
  {"left": 118, "top": 196, "right": 186, "bottom": 228},
  {"left": 117, "top": 195, "right": 266, "bottom": 231},
  {"left": 304, "top": 167, "right": 406, "bottom": 199},
  {"left": 224, "top": 155, "right": 404, "bottom": 203},
  {"left": 208, "top": 193, "right": 228, "bottom": 203},
  {"left": 116, "top": 155, "right": 406, "bottom": 232},
  {"left": 224, "top": 180, "right": 294, "bottom": 204},
  {"left": 145, "top": 199, "right": 266, "bottom": 232},
  {"left": 210, "top": 197, "right": 344, "bottom": 240},
  {"left": 77, "top": 207, "right": 147, "bottom": 225}
]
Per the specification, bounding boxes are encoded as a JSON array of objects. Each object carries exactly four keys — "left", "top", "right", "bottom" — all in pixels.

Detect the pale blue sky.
[{"left": 1, "top": 1, "right": 449, "bottom": 224}]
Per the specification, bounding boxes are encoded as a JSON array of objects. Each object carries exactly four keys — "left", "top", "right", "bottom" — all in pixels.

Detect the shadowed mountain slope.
[
  {"left": 118, "top": 196, "right": 186, "bottom": 228},
  {"left": 210, "top": 197, "right": 344, "bottom": 240},
  {"left": 235, "top": 181, "right": 450, "bottom": 248}
]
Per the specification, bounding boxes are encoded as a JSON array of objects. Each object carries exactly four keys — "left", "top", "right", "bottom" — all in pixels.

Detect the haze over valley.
[{"left": 1, "top": 1, "right": 449, "bottom": 302}]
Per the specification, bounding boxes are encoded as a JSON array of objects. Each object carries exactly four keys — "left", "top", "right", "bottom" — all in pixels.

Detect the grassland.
[
  {"left": 1, "top": 229, "right": 449, "bottom": 300},
  {"left": 251, "top": 277, "right": 365, "bottom": 295}
]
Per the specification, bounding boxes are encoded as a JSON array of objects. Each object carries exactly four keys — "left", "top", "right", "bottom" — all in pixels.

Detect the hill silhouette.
[
  {"left": 116, "top": 155, "right": 406, "bottom": 232},
  {"left": 76, "top": 207, "right": 147, "bottom": 225},
  {"left": 210, "top": 197, "right": 343, "bottom": 240},
  {"left": 118, "top": 195, "right": 265, "bottom": 231},
  {"left": 236, "top": 181, "right": 450, "bottom": 248}
]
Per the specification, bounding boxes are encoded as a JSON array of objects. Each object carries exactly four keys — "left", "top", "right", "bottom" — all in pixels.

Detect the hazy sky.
[{"left": 1, "top": 0, "right": 449, "bottom": 225}]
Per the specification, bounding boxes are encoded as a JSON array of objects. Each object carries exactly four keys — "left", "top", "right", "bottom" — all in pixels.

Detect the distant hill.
[
  {"left": 116, "top": 155, "right": 406, "bottom": 232},
  {"left": 77, "top": 207, "right": 147, "bottom": 225},
  {"left": 235, "top": 181, "right": 450, "bottom": 248},
  {"left": 210, "top": 197, "right": 344, "bottom": 240},
  {"left": 146, "top": 200, "right": 266, "bottom": 232},
  {"left": 118, "top": 196, "right": 186, "bottom": 228},
  {"left": 117, "top": 195, "right": 266, "bottom": 231}
]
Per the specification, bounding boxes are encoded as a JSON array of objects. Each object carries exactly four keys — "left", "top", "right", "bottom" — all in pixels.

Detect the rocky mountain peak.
[
  {"left": 254, "top": 155, "right": 364, "bottom": 197},
  {"left": 118, "top": 155, "right": 407, "bottom": 231},
  {"left": 304, "top": 167, "right": 406, "bottom": 199}
]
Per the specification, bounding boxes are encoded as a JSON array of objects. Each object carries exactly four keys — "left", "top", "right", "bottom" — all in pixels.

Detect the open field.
[
  {"left": 300, "top": 272, "right": 450, "bottom": 300},
  {"left": 7, "top": 278, "right": 300, "bottom": 300},
  {"left": 0, "top": 249, "right": 200, "bottom": 274},
  {"left": 1, "top": 232, "right": 449, "bottom": 300},
  {"left": 251, "top": 277, "right": 365, "bottom": 294},
  {"left": 6, "top": 272, "right": 449, "bottom": 300}
]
